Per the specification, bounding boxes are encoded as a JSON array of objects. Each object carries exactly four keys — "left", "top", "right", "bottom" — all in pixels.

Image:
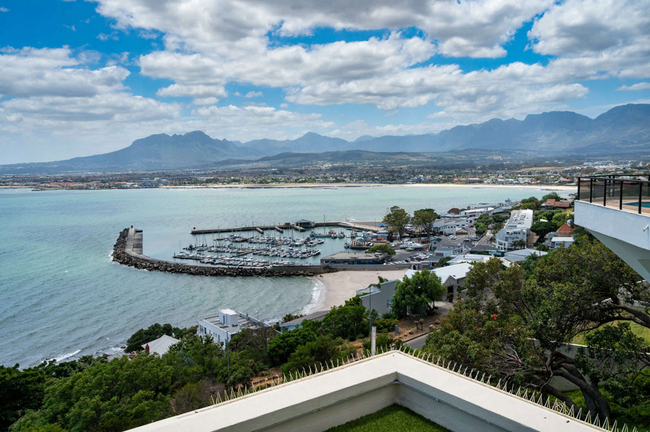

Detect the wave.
[
  {"left": 301, "top": 278, "right": 326, "bottom": 315},
  {"left": 51, "top": 349, "right": 81, "bottom": 363}
]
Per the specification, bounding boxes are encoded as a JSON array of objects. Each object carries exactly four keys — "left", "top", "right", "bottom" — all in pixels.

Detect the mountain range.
[{"left": 2, "top": 104, "right": 649, "bottom": 174}]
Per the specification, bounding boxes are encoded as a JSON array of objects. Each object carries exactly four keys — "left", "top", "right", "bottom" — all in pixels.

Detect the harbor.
[{"left": 175, "top": 220, "right": 390, "bottom": 268}]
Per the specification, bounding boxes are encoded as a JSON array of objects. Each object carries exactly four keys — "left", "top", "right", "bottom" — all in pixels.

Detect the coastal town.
[
  {"left": 4, "top": 0, "right": 650, "bottom": 429},
  {"left": 114, "top": 190, "right": 577, "bottom": 350},
  {"left": 1, "top": 159, "right": 646, "bottom": 191}
]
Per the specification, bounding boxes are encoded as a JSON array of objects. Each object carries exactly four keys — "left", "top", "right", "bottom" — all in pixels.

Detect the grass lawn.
[
  {"left": 326, "top": 404, "right": 451, "bottom": 432},
  {"left": 572, "top": 320, "right": 650, "bottom": 345}
]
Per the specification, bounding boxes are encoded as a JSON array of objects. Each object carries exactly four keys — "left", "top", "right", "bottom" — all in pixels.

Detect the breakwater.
[{"left": 112, "top": 228, "right": 336, "bottom": 277}]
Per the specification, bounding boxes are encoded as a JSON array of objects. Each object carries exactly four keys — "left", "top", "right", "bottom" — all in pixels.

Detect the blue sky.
[{"left": 1, "top": 0, "right": 649, "bottom": 163}]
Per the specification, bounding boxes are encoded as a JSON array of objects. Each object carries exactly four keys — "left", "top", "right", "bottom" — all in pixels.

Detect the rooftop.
[
  {"left": 201, "top": 313, "right": 265, "bottom": 333},
  {"left": 128, "top": 349, "right": 604, "bottom": 432}
]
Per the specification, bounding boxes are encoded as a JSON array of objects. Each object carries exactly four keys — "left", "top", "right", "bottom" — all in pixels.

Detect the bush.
[{"left": 267, "top": 328, "right": 317, "bottom": 366}]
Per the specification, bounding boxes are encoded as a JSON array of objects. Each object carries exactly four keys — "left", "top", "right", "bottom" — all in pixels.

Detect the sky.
[{"left": 1, "top": 0, "right": 650, "bottom": 164}]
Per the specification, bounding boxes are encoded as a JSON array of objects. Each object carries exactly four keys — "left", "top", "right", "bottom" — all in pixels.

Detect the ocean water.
[{"left": 0, "top": 185, "right": 567, "bottom": 367}]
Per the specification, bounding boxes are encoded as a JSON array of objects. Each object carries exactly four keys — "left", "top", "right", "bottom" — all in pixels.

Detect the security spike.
[
  {"left": 632, "top": 427, "right": 638, "bottom": 432},
  {"left": 487, "top": 375, "right": 492, "bottom": 384},
  {"left": 576, "top": 408, "right": 582, "bottom": 421},
  {"left": 611, "top": 420, "right": 617, "bottom": 431},
  {"left": 283, "top": 374, "right": 288, "bottom": 383},
  {"left": 336, "top": 358, "right": 340, "bottom": 367},
  {"left": 496, "top": 379, "right": 502, "bottom": 389},
  {"left": 620, "top": 424, "right": 627, "bottom": 432},
  {"left": 568, "top": 405, "right": 574, "bottom": 417},
  {"left": 602, "top": 418, "right": 609, "bottom": 430},
  {"left": 216, "top": 393, "right": 222, "bottom": 403},
  {"left": 547, "top": 398, "right": 552, "bottom": 409},
  {"left": 481, "top": 372, "right": 486, "bottom": 382},
  {"left": 594, "top": 414, "right": 600, "bottom": 427},
  {"left": 585, "top": 412, "right": 591, "bottom": 424},
  {"left": 523, "top": 389, "right": 528, "bottom": 400},
  {"left": 537, "top": 394, "right": 543, "bottom": 405}
]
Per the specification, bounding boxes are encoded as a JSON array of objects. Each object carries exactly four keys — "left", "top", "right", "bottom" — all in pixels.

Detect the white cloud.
[
  {"left": 529, "top": 0, "right": 650, "bottom": 79},
  {"left": 244, "top": 91, "right": 262, "bottom": 98},
  {"left": 0, "top": 7, "right": 8, "bottom": 12},
  {"left": 617, "top": 82, "right": 650, "bottom": 91},
  {"left": 156, "top": 83, "right": 227, "bottom": 98},
  {"left": 96, "top": 0, "right": 552, "bottom": 58},
  {"left": 187, "top": 104, "right": 334, "bottom": 141},
  {"left": 0, "top": 47, "right": 128, "bottom": 97},
  {"left": 98, "top": 32, "right": 119, "bottom": 41}
]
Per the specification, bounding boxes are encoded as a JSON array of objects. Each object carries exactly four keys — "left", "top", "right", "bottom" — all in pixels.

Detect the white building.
[
  {"left": 198, "top": 309, "right": 268, "bottom": 344},
  {"left": 434, "top": 218, "right": 469, "bottom": 235},
  {"left": 459, "top": 208, "right": 492, "bottom": 224},
  {"left": 495, "top": 209, "right": 534, "bottom": 251},
  {"left": 142, "top": 335, "right": 179, "bottom": 356}
]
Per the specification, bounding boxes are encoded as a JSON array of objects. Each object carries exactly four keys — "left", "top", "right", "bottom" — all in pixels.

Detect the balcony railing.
[{"left": 577, "top": 174, "right": 650, "bottom": 214}]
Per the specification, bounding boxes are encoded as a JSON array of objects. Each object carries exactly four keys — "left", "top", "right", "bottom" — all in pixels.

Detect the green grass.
[
  {"left": 572, "top": 321, "right": 650, "bottom": 345},
  {"left": 326, "top": 404, "right": 451, "bottom": 432}
]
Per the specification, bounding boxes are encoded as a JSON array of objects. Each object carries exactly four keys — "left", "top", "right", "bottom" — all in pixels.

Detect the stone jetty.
[{"left": 112, "top": 228, "right": 335, "bottom": 277}]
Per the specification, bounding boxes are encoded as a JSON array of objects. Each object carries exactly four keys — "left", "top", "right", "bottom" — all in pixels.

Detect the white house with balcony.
[{"left": 495, "top": 209, "right": 534, "bottom": 251}]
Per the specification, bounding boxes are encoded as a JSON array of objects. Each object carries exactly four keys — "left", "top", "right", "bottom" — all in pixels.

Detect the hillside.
[{"left": 2, "top": 104, "right": 649, "bottom": 174}]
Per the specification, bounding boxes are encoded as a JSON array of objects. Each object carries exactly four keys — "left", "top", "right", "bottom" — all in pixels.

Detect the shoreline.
[{"left": 163, "top": 183, "right": 575, "bottom": 191}]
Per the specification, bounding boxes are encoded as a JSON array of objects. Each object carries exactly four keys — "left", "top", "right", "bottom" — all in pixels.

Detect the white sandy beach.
[
  {"left": 305, "top": 269, "right": 410, "bottom": 313},
  {"left": 165, "top": 183, "right": 575, "bottom": 190}
]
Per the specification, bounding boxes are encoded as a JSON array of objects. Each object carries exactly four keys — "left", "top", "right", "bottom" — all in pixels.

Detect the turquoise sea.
[{"left": 0, "top": 185, "right": 568, "bottom": 367}]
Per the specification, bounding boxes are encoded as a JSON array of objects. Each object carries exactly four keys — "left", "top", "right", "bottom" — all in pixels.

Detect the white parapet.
[{"left": 129, "top": 351, "right": 602, "bottom": 432}]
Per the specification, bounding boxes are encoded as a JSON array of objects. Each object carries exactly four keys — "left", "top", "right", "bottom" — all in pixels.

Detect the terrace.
[{"left": 574, "top": 174, "right": 650, "bottom": 281}]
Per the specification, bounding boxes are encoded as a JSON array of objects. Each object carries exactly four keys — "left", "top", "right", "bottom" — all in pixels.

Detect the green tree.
[
  {"left": 320, "top": 303, "right": 369, "bottom": 340},
  {"left": 426, "top": 239, "right": 644, "bottom": 422},
  {"left": 367, "top": 244, "right": 396, "bottom": 256},
  {"left": 13, "top": 355, "right": 175, "bottom": 432},
  {"left": 541, "top": 192, "right": 562, "bottom": 202},
  {"left": 391, "top": 269, "right": 446, "bottom": 317},
  {"left": 267, "top": 328, "right": 317, "bottom": 366},
  {"left": 412, "top": 209, "right": 438, "bottom": 240},
  {"left": 382, "top": 206, "right": 411, "bottom": 240}
]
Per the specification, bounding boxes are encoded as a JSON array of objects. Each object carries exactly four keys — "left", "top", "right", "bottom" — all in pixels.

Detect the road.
[{"left": 406, "top": 333, "right": 428, "bottom": 350}]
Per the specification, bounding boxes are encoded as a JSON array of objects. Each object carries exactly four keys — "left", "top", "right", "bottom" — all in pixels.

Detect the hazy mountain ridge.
[{"left": 2, "top": 104, "right": 649, "bottom": 174}]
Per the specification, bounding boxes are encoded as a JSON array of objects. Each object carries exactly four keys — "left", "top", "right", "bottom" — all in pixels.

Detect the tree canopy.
[
  {"left": 382, "top": 206, "right": 411, "bottom": 240},
  {"left": 391, "top": 269, "right": 446, "bottom": 317},
  {"left": 367, "top": 244, "right": 396, "bottom": 256},
  {"left": 425, "top": 239, "right": 645, "bottom": 423},
  {"left": 412, "top": 209, "right": 438, "bottom": 238}
]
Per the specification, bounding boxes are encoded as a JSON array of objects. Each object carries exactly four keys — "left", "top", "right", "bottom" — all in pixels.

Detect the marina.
[{"left": 177, "top": 221, "right": 381, "bottom": 267}]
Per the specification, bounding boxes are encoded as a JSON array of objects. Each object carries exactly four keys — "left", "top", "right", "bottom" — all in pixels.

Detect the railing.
[{"left": 577, "top": 174, "right": 650, "bottom": 214}]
